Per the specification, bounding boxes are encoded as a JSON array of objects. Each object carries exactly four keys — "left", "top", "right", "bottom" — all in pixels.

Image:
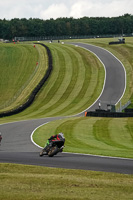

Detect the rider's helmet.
[{"left": 59, "top": 132, "right": 64, "bottom": 138}]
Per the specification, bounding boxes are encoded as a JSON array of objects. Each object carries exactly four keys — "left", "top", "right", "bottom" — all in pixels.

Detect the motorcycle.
[
  {"left": 0, "top": 133, "right": 2, "bottom": 145},
  {"left": 39, "top": 140, "right": 65, "bottom": 157}
]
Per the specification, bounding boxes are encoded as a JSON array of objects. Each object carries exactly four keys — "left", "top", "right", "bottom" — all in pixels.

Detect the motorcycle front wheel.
[
  {"left": 48, "top": 146, "right": 58, "bottom": 157},
  {"left": 39, "top": 149, "right": 48, "bottom": 156}
]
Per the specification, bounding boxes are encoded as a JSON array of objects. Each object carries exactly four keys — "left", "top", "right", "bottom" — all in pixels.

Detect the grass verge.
[
  {"left": 33, "top": 116, "right": 133, "bottom": 159},
  {"left": 0, "top": 163, "right": 133, "bottom": 200}
]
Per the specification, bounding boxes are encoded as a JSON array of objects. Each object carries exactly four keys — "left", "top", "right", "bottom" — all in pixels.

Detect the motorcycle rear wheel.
[{"left": 48, "top": 146, "right": 58, "bottom": 157}]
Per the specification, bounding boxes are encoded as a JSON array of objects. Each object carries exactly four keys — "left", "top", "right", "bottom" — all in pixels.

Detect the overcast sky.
[{"left": 0, "top": 0, "right": 133, "bottom": 20}]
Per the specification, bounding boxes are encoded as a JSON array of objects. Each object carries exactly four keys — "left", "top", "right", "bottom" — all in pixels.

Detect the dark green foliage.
[{"left": 1, "top": 14, "right": 133, "bottom": 39}]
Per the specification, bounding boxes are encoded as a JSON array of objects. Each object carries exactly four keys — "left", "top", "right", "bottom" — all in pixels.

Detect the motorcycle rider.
[
  {"left": 0, "top": 132, "right": 2, "bottom": 145},
  {"left": 41, "top": 132, "right": 65, "bottom": 155}
]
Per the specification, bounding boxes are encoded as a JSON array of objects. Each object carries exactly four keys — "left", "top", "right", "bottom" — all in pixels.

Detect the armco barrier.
[
  {"left": 0, "top": 43, "right": 53, "bottom": 117},
  {"left": 109, "top": 38, "right": 125, "bottom": 45},
  {"left": 124, "top": 108, "right": 133, "bottom": 113},
  {"left": 85, "top": 111, "right": 133, "bottom": 118}
]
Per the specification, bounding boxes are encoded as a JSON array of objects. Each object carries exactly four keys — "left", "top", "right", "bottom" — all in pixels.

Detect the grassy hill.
[
  {"left": 1, "top": 38, "right": 133, "bottom": 159},
  {"left": 18, "top": 43, "right": 104, "bottom": 119},
  {"left": 1, "top": 37, "right": 133, "bottom": 120},
  {"left": 0, "top": 42, "right": 104, "bottom": 120},
  {"left": 0, "top": 38, "right": 133, "bottom": 200},
  {"left": 0, "top": 42, "right": 48, "bottom": 112}
]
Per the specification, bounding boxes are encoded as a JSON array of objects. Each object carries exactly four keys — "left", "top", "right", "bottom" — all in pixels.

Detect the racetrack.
[
  {"left": 1, "top": 43, "right": 132, "bottom": 175},
  {"left": 72, "top": 43, "right": 126, "bottom": 112}
]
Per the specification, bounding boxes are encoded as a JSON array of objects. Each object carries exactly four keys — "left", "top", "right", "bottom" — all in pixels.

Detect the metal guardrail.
[
  {"left": 116, "top": 100, "right": 131, "bottom": 112},
  {"left": 14, "top": 34, "right": 133, "bottom": 41}
]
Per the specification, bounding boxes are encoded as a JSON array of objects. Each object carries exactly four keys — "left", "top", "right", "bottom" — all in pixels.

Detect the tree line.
[{"left": 0, "top": 14, "right": 133, "bottom": 40}]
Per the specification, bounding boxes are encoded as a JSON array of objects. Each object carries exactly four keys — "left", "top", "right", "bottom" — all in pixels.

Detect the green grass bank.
[
  {"left": 0, "top": 42, "right": 48, "bottom": 112},
  {"left": 33, "top": 116, "right": 133, "bottom": 159},
  {"left": 0, "top": 163, "right": 133, "bottom": 200},
  {"left": 0, "top": 42, "right": 104, "bottom": 121}
]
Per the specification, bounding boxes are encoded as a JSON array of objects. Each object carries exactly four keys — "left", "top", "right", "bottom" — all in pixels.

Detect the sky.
[{"left": 0, "top": 0, "right": 133, "bottom": 20}]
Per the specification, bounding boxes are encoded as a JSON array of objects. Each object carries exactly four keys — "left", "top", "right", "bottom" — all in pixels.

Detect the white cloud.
[
  {"left": 69, "top": 0, "right": 133, "bottom": 18},
  {"left": 106, "top": 0, "right": 133, "bottom": 17},
  {"left": 0, "top": 0, "right": 50, "bottom": 19},
  {"left": 0, "top": 0, "right": 133, "bottom": 19},
  {"left": 40, "top": 3, "right": 69, "bottom": 19},
  {"left": 70, "top": 1, "right": 93, "bottom": 18}
]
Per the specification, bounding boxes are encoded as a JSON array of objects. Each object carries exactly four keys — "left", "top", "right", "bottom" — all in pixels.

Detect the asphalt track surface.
[
  {"left": 72, "top": 42, "right": 126, "bottom": 111},
  {"left": 1, "top": 43, "right": 133, "bottom": 175}
]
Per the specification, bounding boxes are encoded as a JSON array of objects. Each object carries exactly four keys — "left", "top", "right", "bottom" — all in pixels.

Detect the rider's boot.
[{"left": 59, "top": 146, "right": 64, "bottom": 152}]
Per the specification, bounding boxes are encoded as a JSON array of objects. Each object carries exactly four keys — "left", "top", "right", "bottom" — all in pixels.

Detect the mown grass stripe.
[
  {"left": 27, "top": 45, "right": 62, "bottom": 111},
  {"left": 0, "top": 43, "right": 39, "bottom": 111},
  {"left": 38, "top": 46, "right": 66, "bottom": 104},
  {"left": 73, "top": 117, "right": 113, "bottom": 151},
  {"left": 93, "top": 118, "right": 121, "bottom": 148},
  {"left": 42, "top": 47, "right": 79, "bottom": 114},
  {"left": 29, "top": 44, "right": 74, "bottom": 117},
  {"left": 109, "top": 118, "right": 133, "bottom": 150},
  {"left": 93, "top": 118, "right": 130, "bottom": 150},
  {"left": 126, "top": 118, "right": 133, "bottom": 142},
  {"left": 61, "top": 46, "right": 104, "bottom": 115},
  {"left": 27, "top": 44, "right": 86, "bottom": 117},
  {"left": 51, "top": 46, "right": 90, "bottom": 116},
  {"left": 45, "top": 45, "right": 85, "bottom": 116},
  {"left": 39, "top": 46, "right": 74, "bottom": 112},
  {"left": 21, "top": 44, "right": 66, "bottom": 117}
]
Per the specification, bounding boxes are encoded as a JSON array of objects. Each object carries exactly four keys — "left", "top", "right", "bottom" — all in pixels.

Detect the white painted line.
[
  {"left": 62, "top": 152, "right": 133, "bottom": 161},
  {"left": 31, "top": 122, "right": 49, "bottom": 149}
]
